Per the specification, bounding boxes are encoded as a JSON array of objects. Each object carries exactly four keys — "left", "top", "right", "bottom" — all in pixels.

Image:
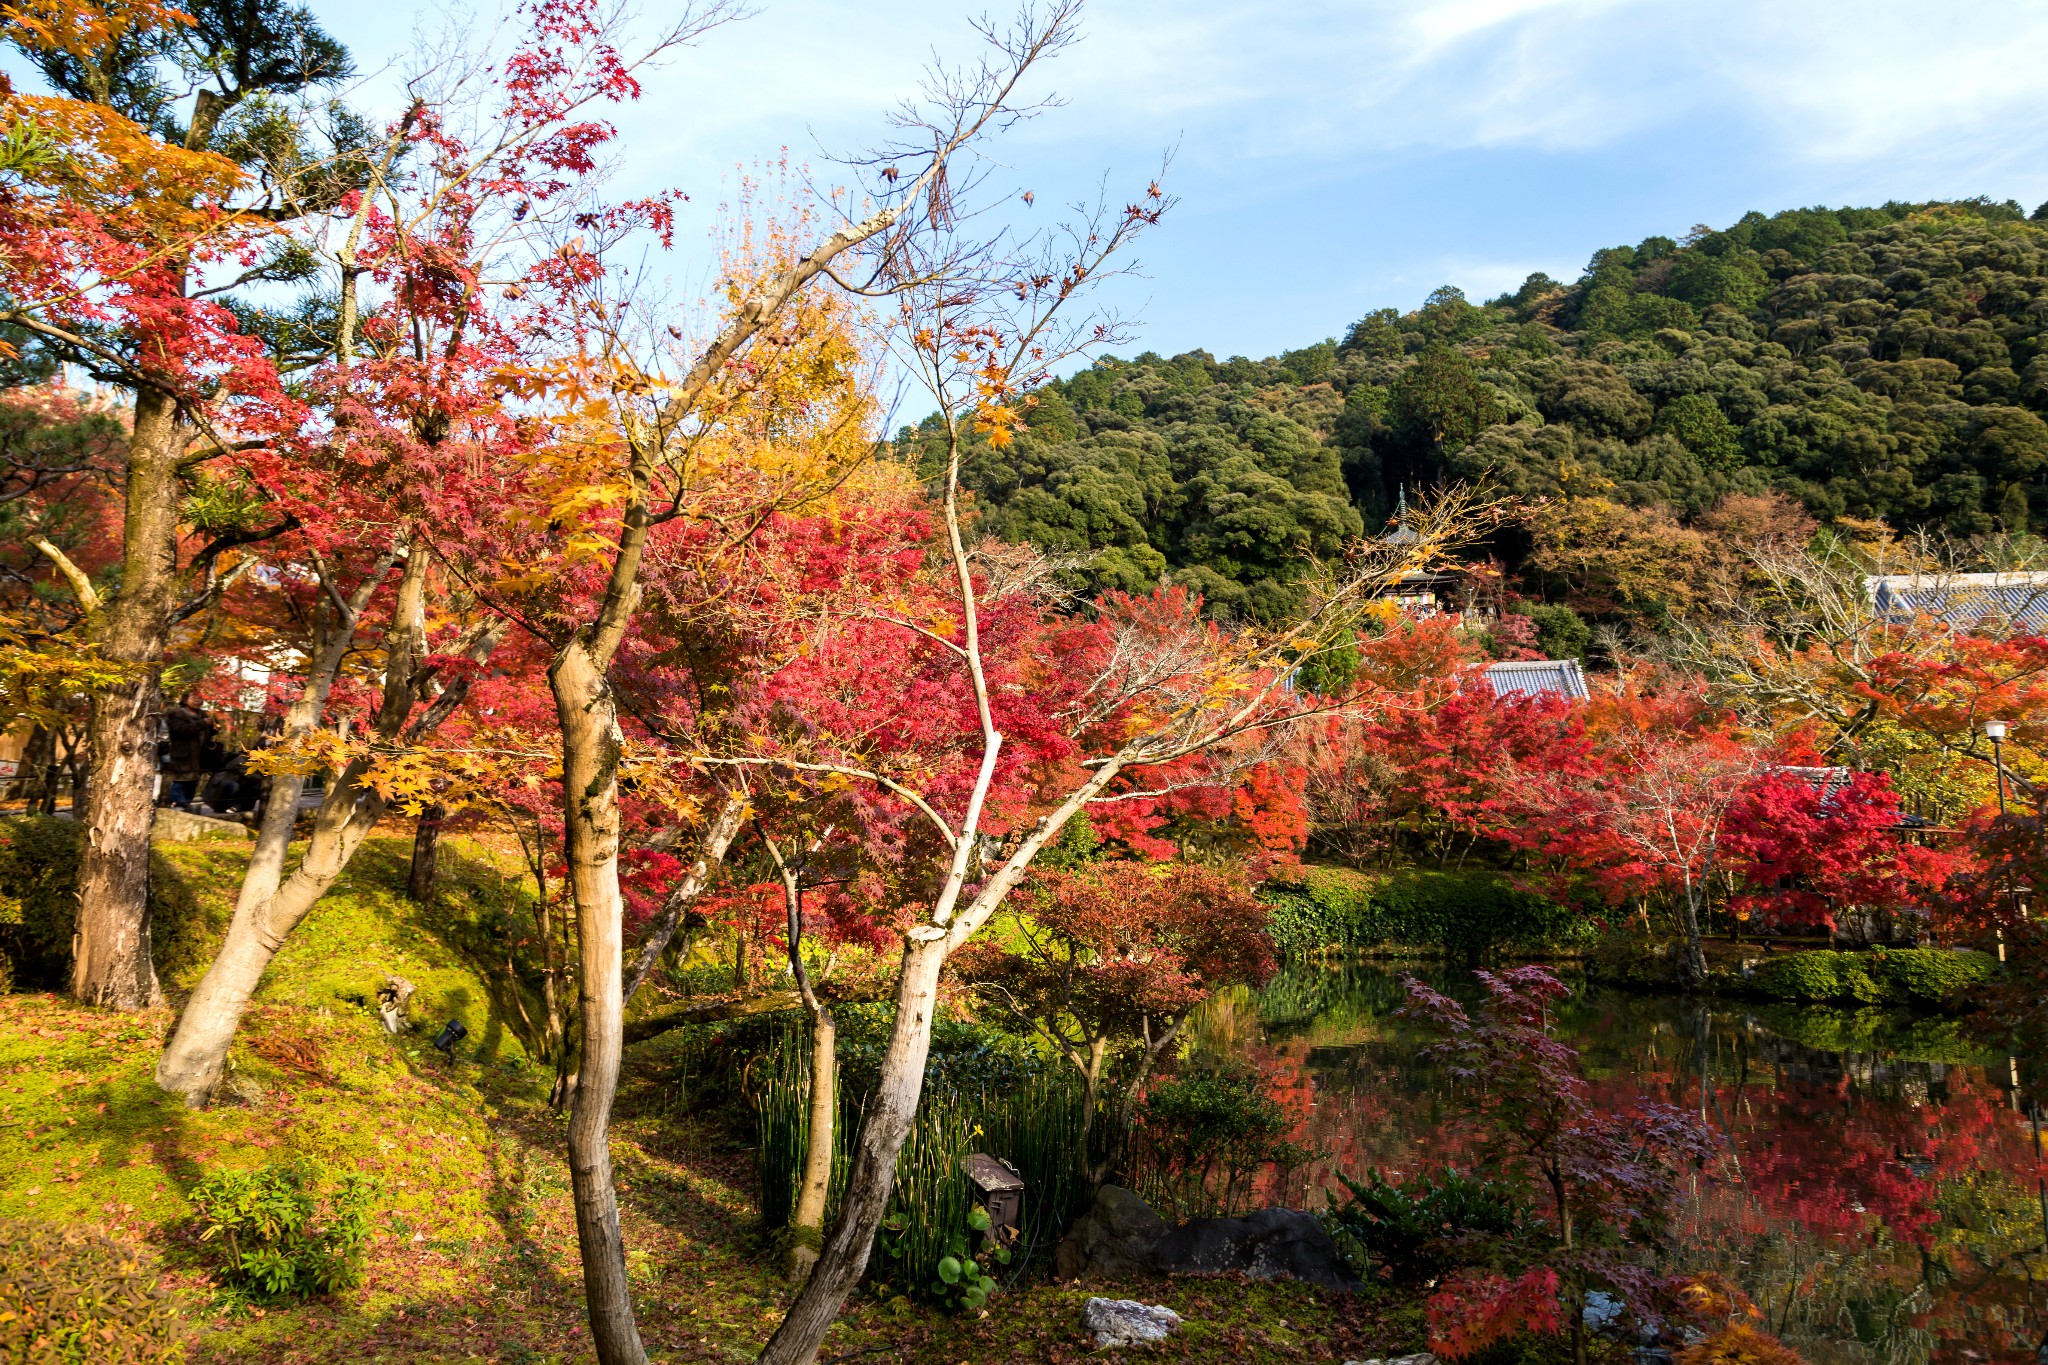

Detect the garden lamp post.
[
  {"left": 1989, "top": 719, "right": 2010, "bottom": 814},
  {"left": 1989, "top": 720, "right": 2012, "bottom": 962}
]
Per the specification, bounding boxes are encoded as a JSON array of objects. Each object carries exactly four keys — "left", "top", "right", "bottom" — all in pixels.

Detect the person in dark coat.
[{"left": 160, "top": 699, "right": 216, "bottom": 808}]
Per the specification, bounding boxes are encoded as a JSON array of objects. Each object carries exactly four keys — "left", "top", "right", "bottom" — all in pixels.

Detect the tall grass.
[{"left": 752, "top": 1031, "right": 1089, "bottom": 1300}]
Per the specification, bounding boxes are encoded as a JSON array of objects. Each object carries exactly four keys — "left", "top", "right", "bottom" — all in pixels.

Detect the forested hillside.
[{"left": 901, "top": 197, "right": 2048, "bottom": 623}]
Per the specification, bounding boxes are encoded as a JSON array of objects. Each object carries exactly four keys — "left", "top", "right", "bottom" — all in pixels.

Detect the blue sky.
[{"left": 93, "top": 2, "right": 2048, "bottom": 360}]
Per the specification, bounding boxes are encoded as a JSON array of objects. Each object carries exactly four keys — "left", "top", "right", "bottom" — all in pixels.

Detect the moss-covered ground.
[{"left": 0, "top": 826, "right": 1447, "bottom": 1364}]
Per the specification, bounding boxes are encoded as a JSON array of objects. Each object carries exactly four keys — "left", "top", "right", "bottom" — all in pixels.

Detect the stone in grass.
[
  {"left": 1081, "top": 1297, "right": 1182, "bottom": 1348},
  {"left": 1341, "top": 1355, "right": 1437, "bottom": 1365}
]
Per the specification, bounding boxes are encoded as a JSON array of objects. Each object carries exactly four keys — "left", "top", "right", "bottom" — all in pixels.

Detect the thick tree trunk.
[
  {"left": 550, "top": 638, "right": 647, "bottom": 1365},
  {"left": 407, "top": 804, "right": 445, "bottom": 902},
  {"left": 758, "top": 930, "right": 949, "bottom": 1365},
  {"left": 71, "top": 391, "right": 185, "bottom": 1010},
  {"left": 785, "top": 1005, "right": 837, "bottom": 1284}
]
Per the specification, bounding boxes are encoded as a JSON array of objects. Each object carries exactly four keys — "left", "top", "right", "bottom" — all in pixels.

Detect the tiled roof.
[
  {"left": 1481, "top": 658, "right": 1590, "bottom": 702},
  {"left": 1867, "top": 572, "right": 2048, "bottom": 630}
]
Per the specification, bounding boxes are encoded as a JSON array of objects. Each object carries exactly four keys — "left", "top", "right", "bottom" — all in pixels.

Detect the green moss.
[
  {"left": 249, "top": 841, "right": 543, "bottom": 1069},
  {"left": 0, "top": 836, "right": 545, "bottom": 1253}
]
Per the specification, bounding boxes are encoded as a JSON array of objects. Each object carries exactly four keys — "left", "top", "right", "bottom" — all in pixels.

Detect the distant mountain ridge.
[{"left": 896, "top": 197, "right": 2048, "bottom": 623}]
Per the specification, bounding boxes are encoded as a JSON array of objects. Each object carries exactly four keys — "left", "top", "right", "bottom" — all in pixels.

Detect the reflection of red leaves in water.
[
  {"left": 1243, "top": 1015, "right": 2046, "bottom": 1358},
  {"left": 1226, "top": 1038, "right": 1358, "bottom": 1208},
  {"left": 1712, "top": 1068, "right": 2028, "bottom": 1252}
]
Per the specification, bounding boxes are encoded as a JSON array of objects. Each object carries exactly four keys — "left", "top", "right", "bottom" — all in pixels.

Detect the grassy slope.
[{"left": 0, "top": 827, "right": 1437, "bottom": 1365}]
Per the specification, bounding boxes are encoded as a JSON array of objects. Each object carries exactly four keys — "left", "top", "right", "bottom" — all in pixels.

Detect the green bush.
[
  {"left": 1261, "top": 865, "right": 1590, "bottom": 962},
  {"left": 0, "top": 819, "right": 86, "bottom": 989},
  {"left": 0, "top": 1218, "right": 187, "bottom": 1364},
  {"left": 1262, "top": 874, "right": 1368, "bottom": 960},
  {"left": 1750, "top": 951, "right": 1878, "bottom": 1004},
  {"left": 1868, "top": 948, "right": 1996, "bottom": 1004},
  {"left": 1325, "top": 1167, "right": 1523, "bottom": 1284},
  {"left": 0, "top": 818, "right": 216, "bottom": 992},
  {"left": 1130, "top": 1067, "right": 1308, "bottom": 1218},
  {"left": 1516, "top": 602, "right": 1591, "bottom": 661},
  {"left": 188, "top": 1163, "right": 377, "bottom": 1298},
  {"left": 1746, "top": 949, "right": 1992, "bottom": 1006}
]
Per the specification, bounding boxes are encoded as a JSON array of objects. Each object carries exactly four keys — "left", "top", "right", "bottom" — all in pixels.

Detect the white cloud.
[{"left": 316, "top": 0, "right": 2048, "bottom": 195}]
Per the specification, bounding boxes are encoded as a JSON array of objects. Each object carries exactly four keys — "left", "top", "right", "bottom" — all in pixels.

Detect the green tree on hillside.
[{"left": 925, "top": 197, "right": 2048, "bottom": 629}]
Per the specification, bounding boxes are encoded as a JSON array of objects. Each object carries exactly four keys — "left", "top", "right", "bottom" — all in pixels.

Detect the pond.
[{"left": 1207, "top": 964, "right": 2048, "bottom": 1365}]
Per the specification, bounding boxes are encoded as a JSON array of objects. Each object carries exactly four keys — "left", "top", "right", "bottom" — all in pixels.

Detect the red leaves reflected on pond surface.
[{"left": 1217, "top": 972, "right": 2048, "bottom": 1362}]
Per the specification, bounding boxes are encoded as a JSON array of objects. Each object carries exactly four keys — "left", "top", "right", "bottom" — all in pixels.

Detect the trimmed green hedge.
[
  {"left": 1745, "top": 948, "right": 1994, "bottom": 1007},
  {"left": 1260, "top": 865, "right": 1591, "bottom": 962}
]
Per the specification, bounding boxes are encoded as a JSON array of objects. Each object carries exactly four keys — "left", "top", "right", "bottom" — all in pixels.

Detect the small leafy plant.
[
  {"left": 189, "top": 1163, "right": 377, "bottom": 1299},
  {"left": 930, "top": 1205, "right": 1009, "bottom": 1313},
  {"left": 1326, "top": 1166, "right": 1523, "bottom": 1284}
]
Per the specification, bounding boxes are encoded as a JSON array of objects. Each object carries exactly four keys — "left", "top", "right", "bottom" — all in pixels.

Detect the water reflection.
[{"left": 1214, "top": 964, "right": 2048, "bottom": 1365}]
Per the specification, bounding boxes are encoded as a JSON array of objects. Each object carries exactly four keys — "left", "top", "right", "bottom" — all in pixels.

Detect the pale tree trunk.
[
  {"left": 71, "top": 391, "right": 186, "bottom": 1010},
  {"left": 154, "top": 549, "right": 420, "bottom": 1103},
  {"left": 758, "top": 765, "right": 1124, "bottom": 1365},
  {"left": 787, "top": 1006, "right": 837, "bottom": 1283},
  {"left": 151, "top": 106, "right": 431, "bottom": 1079},
  {"left": 537, "top": 90, "right": 1022, "bottom": 1361},
  {"left": 761, "top": 823, "right": 837, "bottom": 1284},
  {"left": 621, "top": 789, "right": 746, "bottom": 1006},
  {"left": 1676, "top": 880, "right": 1709, "bottom": 989},
  {"left": 550, "top": 637, "right": 647, "bottom": 1365}
]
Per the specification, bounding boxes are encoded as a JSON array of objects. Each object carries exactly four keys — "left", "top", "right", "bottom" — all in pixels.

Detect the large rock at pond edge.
[
  {"left": 1056, "top": 1187, "right": 1361, "bottom": 1289},
  {"left": 1055, "top": 1186, "right": 1167, "bottom": 1279},
  {"left": 1149, "top": 1206, "right": 1360, "bottom": 1289},
  {"left": 1081, "top": 1297, "right": 1181, "bottom": 1348}
]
